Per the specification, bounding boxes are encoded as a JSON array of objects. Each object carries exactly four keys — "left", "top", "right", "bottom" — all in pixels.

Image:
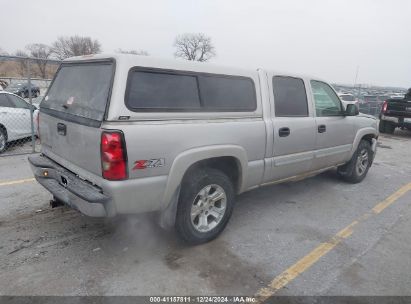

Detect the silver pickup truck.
[{"left": 29, "top": 54, "right": 378, "bottom": 244}]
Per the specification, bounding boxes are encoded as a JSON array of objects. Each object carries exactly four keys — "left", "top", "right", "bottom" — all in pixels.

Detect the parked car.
[
  {"left": 379, "top": 89, "right": 411, "bottom": 133},
  {"left": 31, "top": 96, "right": 43, "bottom": 109},
  {"left": 29, "top": 54, "right": 378, "bottom": 244},
  {"left": 338, "top": 93, "right": 358, "bottom": 108},
  {"left": 5, "top": 82, "right": 40, "bottom": 98},
  {"left": 390, "top": 94, "right": 404, "bottom": 100},
  {"left": 362, "top": 95, "right": 379, "bottom": 104},
  {"left": 0, "top": 92, "right": 39, "bottom": 153}
]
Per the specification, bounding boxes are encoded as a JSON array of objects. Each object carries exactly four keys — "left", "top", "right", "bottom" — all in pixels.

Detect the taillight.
[
  {"left": 101, "top": 131, "right": 128, "bottom": 180},
  {"left": 382, "top": 101, "right": 388, "bottom": 113}
]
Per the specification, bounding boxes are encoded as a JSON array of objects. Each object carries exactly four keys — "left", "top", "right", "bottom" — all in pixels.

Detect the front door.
[{"left": 310, "top": 80, "right": 355, "bottom": 170}]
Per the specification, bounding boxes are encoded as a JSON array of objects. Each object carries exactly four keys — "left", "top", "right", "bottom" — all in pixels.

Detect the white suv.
[{"left": 0, "top": 92, "right": 39, "bottom": 153}]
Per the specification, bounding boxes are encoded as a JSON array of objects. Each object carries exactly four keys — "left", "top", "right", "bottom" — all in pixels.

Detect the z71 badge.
[{"left": 133, "top": 158, "right": 165, "bottom": 170}]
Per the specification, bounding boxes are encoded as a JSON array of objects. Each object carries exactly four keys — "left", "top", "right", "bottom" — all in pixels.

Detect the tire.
[
  {"left": 175, "top": 168, "right": 235, "bottom": 245},
  {"left": 384, "top": 122, "right": 395, "bottom": 134},
  {"left": 0, "top": 128, "right": 7, "bottom": 154},
  {"left": 338, "top": 140, "right": 372, "bottom": 184},
  {"left": 378, "top": 120, "right": 386, "bottom": 133}
]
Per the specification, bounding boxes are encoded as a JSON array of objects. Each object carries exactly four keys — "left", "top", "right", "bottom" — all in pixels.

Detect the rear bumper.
[
  {"left": 28, "top": 154, "right": 110, "bottom": 217},
  {"left": 380, "top": 114, "right": 399, "bottom": 123},
  {"left": 381, "top": 115, "right": 411, "bottom": 127}
]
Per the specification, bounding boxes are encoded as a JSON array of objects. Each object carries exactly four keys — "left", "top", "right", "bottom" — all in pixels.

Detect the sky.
[{"left": 1, "top": 0, "right": 410, "bottom": 88}]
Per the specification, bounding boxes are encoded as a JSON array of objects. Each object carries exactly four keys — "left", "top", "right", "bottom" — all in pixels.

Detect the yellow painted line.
[
  {"left": 372, "top": 183, "right": 411, "bottom": 214},
  {"left": 256, "top": 182, "right": 411, "bottom": 302},
  {"left": 0, "top": 178, "right": 35, "bottom": 187}
]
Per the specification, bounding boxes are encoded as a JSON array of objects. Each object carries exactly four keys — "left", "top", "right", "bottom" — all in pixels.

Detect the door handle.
[
  {"left": 318, "top": 125, "right": 326, "bottom": 133},
  {"left": 57, "top": 123, "right": 66, "bottom": 136},
  {"left": 279, "top": 127, "right": 290, "bottom": 137}
]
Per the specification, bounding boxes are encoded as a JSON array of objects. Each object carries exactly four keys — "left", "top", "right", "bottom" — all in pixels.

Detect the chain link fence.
[
  {"left": 358, "top": 102, "right": 382, "bottom": 117},
  {"left": 0, "top": 55, "right": 60, "bottom": 156}
]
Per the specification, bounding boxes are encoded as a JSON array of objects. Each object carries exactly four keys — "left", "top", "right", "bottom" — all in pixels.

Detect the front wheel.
[
  {"left": 175, "top": 168, "right": 235, "bottom": 245},
  {"left": 338, "top": 140, "right": 372, "bottom": 184},
  {"left": 0, "top": 128, "right": 7, "bottom": 153}
]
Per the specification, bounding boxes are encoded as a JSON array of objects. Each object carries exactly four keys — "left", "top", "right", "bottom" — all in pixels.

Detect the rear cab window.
[
  {"left": 125, "top": 68, "right": 257, "bottom": 112},
  {"left": 272, "top": 76, "right": 309, "bottom": 117},
  {"left": 41, "top": 60, "right": 114, "bottom": 126}
]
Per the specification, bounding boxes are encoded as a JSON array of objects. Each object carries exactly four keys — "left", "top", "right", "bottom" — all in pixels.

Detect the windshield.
[
  {"left": 41, "top": 61, "right": 113, "bottom": 121},
  {"left": 8, "top": 83, "right": 24, "bottom": 89}
]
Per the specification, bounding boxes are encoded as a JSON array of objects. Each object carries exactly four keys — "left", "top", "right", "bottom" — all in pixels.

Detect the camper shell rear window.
[{"left": 41, "top": 60, "right": 114, "bottom": 125}]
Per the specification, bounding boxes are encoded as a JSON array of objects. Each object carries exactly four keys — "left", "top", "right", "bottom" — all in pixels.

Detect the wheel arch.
[
  {"left": 0, "top": 123, "right": 8, "bottom": 140},
  {"left": 349, "top": 127, "right": 378, "bottom": 158},
  {"left": 161, "top": 145, "right": 247, "bottom": 210}
]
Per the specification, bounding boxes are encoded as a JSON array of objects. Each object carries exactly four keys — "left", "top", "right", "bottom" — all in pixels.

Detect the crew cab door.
[
  {"left": 269, "top": 75, "right": 316, "bottom": 181},
  {"left": 309, "top": 80, "right": 355, "bottom": 170}
]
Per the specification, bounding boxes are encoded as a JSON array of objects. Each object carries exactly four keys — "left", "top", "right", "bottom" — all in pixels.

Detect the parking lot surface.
[{"left": 0, "top": 131, "right": 410, "bottom": 296}]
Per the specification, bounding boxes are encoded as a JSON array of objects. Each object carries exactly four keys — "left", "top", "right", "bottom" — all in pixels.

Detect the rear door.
[
  {"left": 310, "top": 80, "right": 355, "bottom": 170},
  {"left": 39, "top": 60, "right": 114, "bottom": 178},
  {"left": 269, "top": 75, "right": 316, "bottom": 181}
]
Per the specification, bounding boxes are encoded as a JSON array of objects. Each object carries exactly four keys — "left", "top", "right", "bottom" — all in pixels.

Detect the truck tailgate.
[
  {"left": 386, "top": 100, "right": 411, "bottom": 117},
  {"left": 40, "top": 112, "right": 103, "bottom": 178}
]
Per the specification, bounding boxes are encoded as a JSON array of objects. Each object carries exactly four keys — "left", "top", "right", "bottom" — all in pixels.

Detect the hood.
[{"left": 358, "top": 112, "right": 377, "bottom": 120}]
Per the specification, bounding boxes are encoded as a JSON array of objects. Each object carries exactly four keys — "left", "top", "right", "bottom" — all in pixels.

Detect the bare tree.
[
  {"left": 14, "top": 50, "right": 29, "bottom": 76},
  {"left": 0, "top": 47, "right": 8, "bottom": 69},
  {"left": 116, "top": 48, "right": 149, "bottom": 56},
  {"left": 51, "top": 36, "right": 102, "bottom": 60},
  {"left": 173, "top": 33, "right": 216, "bottom": 62},
  {"left": 26, "top": 43, "right": 53, "bottom": 78}
]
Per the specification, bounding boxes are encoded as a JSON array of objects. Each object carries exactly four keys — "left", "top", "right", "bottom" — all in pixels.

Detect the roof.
[{"left": 64, "top": 53, "right": 323, "bottom": 81}]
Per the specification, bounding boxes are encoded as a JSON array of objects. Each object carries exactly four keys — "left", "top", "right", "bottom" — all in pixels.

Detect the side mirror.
[{"left": 345, "top": 104, "right": 359, "bottom": 116}]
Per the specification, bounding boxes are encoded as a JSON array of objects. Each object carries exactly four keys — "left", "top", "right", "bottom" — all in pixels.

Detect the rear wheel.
[
  {"left": 379, "top": 120, "right": 395, "bottom": 134},
  {"left": 338, "top": 140, "right": 372, "bottom": 184},
  {"left": 378, "top": 120, "right": 386, "bottom": 133},
  {"left": 384, "top": 122, "right": 395, "bottom": 134},
  {"left": 175, "top": 168, "right": 235, "bottom": 245},
  {"left": 0, "top": 128, "right": 7, "bottom": 154}
]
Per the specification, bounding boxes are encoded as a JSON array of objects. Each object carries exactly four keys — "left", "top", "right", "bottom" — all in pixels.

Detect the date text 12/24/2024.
[{"left": 149, "top": 297, "right": 256, "bottom": 303}]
